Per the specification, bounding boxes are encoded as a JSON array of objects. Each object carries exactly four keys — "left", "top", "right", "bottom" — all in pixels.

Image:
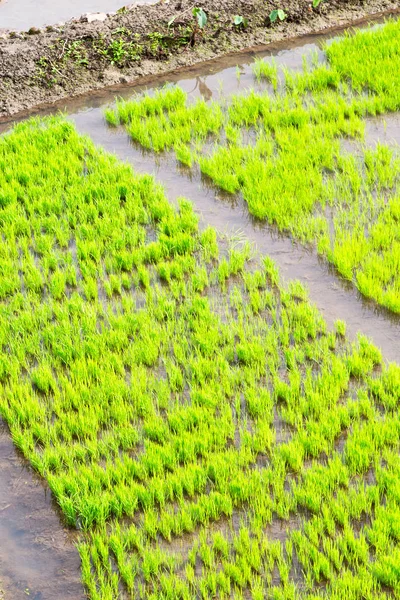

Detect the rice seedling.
[
  {"left": 2, "top": 112, "right": 400, "bottom": 599},
  {"left": 252, "top": 58, "right": 279, "bottom": 90},
  {"left": 107, "top": 19, "right": 400, "bottom": 314}
]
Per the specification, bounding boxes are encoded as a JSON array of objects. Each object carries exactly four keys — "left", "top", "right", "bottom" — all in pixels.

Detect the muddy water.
[
  {"left": 0, "top": 0, "right": 155, "bottom": 31},
  {"left": 365, "top": 112, "right": 400, "bottom": 147},
  {"left": 0, "top": 422, "right": 83, "bottom": 600}
]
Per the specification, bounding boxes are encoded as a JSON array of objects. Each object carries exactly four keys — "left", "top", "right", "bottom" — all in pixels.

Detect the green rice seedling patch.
[
  {"left": 104, "top": 86, "right": 222, "bottom": 164},
  {"left": 107, "top": 19, "right": 400, "bottom": 314},
  {"left": 2, "top": 116, "right": 400, "bottom": 598}
]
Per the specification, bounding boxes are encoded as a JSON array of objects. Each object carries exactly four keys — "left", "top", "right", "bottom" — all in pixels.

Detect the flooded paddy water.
[
  {"left": 0, "top": 421, "right": 83, "bottom": 599},
  {"left": 1, "top": 16, "right": 400, "bottom": 599},
  {"left": 0, "top": 0, "right": 154, "bottom": 31}
]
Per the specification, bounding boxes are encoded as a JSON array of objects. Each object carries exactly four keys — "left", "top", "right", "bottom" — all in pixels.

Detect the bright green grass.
[
  {"left": 1, "top": 117, "right": 400, "bottom": 599},
  {"left": 106, "top": 19, "right": 400, "bottom": 313}
]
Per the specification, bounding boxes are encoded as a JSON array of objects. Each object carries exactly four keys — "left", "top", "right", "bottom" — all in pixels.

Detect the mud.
[
  {"left": 0, "top": 421, "right": 83, "bottom": 600},
  {"left": 0, "top": 31, "right": 328, "bottom": 126},
  {"left": 0, "top": 0, "right": 399, "bottom": 119}
]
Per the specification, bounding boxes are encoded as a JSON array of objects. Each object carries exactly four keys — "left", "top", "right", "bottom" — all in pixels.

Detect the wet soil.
[
  {"left": 0, "top": 30, "right": 328, "bottom": 125},
  {"left": 0, "top": 421, "right": 83, "bottom": 600},
  {"left": 0, "top": 0, "right": 399, "bottom": 119}
]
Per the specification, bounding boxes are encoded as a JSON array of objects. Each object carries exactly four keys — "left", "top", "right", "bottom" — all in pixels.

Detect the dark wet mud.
[{"left": 0, "top": 421, "right": 83, "bottom": 600}]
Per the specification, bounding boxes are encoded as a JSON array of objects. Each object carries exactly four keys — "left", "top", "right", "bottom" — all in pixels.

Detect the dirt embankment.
[{"left": 0, "top": 0, "right": 399, "bottom": 119}]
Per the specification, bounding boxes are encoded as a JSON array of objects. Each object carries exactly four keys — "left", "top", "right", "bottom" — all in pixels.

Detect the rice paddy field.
[
  {"left": 105, "top": 20, "right": 400, "bottom": 315},
  {"left": 2, "top": 15, "right": 400, "bottom": 600}
]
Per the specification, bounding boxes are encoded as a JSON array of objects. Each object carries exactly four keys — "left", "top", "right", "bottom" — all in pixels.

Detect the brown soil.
[{"left": 0, "top": 0, "right": 399, "bottom": 119}]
